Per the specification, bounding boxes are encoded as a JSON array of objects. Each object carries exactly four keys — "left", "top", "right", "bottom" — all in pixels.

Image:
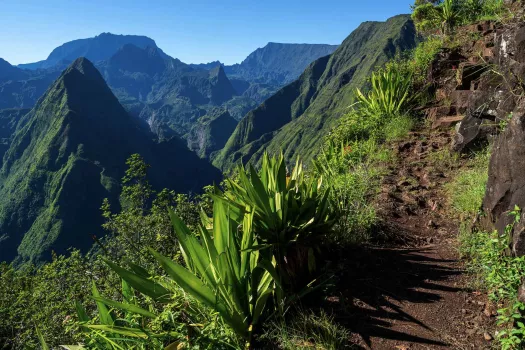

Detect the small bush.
[
  {"left": 459, "top": 207, "right": 525, "bottom": 349},
  {"left": 355, "top": 66, "right": 412, "bottom": 122},
  {"left": 313, "top": 140, "right": 392, "bottom": 244},
  {"left": 411, "top": 0, "right": 505, "bottom": 34},
  {"left": 384, "top": 114, "right": 415, "bottom": 141},
  {"left": 411, "top": 37, "right": 443, "bottom": 85},
  {"left": 446, "top": 148, "right": 490, "bottom": 217},
  {"left": 265, "top": 310, "right": 350, "bottom": 350}
]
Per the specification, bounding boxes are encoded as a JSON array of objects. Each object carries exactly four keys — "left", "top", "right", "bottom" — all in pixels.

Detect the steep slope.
[
  {"left": 214, "top": 15, "right": 417, "bottom": 170},
  {"left": 18, "top": 33, "right": 168, "bottom": 70},
  {"left": 0, "top": 58, "right": 221, "bottom": 264},
  {"left": 0, "top": 108, "right": 30, "bottom": 162},
  {"left": 187, "top": 109, "right": 238, "bottom": 159},
  {"left": 226, "top": 42, "right": 339, "bottom": 85}
]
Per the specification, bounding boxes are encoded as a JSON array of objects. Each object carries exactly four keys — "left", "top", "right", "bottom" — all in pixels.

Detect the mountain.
[
  {"left": 187, "top": 108, "right": 238, "bottom": 159},
  {"left": 192, "top": 43, "right": 339, "bottom": 87},
  {"left": 0, "top": 57, "right": 86, "bottom": 110},
  {"left": 2, "top": 35, "right": 340, "bottom": 155},
  {"left": 0, "top": 59, "right": 28, "bottom": 81},
  {"left": 190, "top": 43, "right": 339, "bottom": 104},
  {"left": 0, "top": 58, "right": 221, "bottom": 264},
  {"left": 225, "top": 42, "right": 339, "bottom": 86},
  {"left": 99, "top": 44, "right": 238, "bottom": 136},
  {"left": 0, "top": 108, "right": 29, "bottom": 162},
  {"left": 0, "top": 59, "right": 61, "bottom": 110},
  {"left": 213, "top": 15, "right": 417, "bottom": 171},
  {"left": 18, "top": 33, "right": 168, "bottom": 70}
]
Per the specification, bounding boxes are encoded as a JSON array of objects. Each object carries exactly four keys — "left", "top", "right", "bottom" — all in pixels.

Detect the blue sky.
[{"left": 1, "top": 0, "right": 413, "bottom": 66}]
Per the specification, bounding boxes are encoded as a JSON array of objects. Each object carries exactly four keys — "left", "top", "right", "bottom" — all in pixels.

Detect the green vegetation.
[
  {"left": 355, "top": 67, "right": 412, "bottom": 120},
  {"left": 5, "top": 3, "right": 519, "bottom": 348},
  {"left": 0, "top": 153, "right": 224, "bottom": 349},
  {"left": 313, "top": 140, "right": 393, "bottom": 244},
  {"left": 458, "top": 208, "right": 525, "bottom": 349},
  {"left": 70, "top": 154, "right": 337, "bottom": 349},
  {"left": 264, "top": 310, "right": 350, "bottom": 349},
  {"left": 221, "top": 153, "right": 335, "bottom": 281},
  {"left": 187, "top": 109, "right": 238, "bottom": 159},
  {"left": 412, "top": 0, "right": 505, "bottom": 34},
  {"left": 446, "top": 148, "right": 490, "bottom": 217},
  {"left": 0, "top": 58, "right": 221, "bottom": 264}
]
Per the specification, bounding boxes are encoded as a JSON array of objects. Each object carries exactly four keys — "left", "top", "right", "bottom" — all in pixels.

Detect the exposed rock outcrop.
[{"left": 478, "top": 13, "right": 525, "bottom": 255}]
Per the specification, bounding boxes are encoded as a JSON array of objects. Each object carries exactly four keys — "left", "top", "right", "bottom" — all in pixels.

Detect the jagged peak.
[
  {"left": 64, "top": 57, "right": 103, "bottom": 80},
  {"left": 209, "top": 64, "right": 228, "bottom": 79}
]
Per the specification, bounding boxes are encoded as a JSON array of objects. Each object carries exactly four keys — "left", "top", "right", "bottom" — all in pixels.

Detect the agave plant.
[
  {"left": 439, "top": 0, "right": 459, "bottom": 34},
  {"left": 355, "top": 67, "right": 412, "bottom": 121},
  {"left": 83, "top": 198, "right": 280, "bottom": 349},
  {"left": 220, "top": 153, "right": 335, "bottom": 290}
]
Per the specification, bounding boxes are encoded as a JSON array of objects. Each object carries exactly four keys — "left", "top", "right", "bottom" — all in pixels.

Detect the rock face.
[
  {"left": 483, "top": 100, "right": 525, "bottom": 255},
  {"left": 481, "top": 17, "right": 525, "bottom": 255},
  {"left": 187, "top": 109, "right": 238, "bottom": 159}
]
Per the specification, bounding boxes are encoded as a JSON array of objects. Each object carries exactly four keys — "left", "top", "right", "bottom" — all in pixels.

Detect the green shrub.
[
  {"left": 411, "top": 37, "right": 443, "bottom": 85},
  {"left": 0, "top": 251, "right": 119, "bottom": 349},
  {"left": 313, "top": 140, "right": 392, "bottom": 244},
  {"left": 91, "top": 199, "right": 275, "bottom": 348},
  {"left": 459, "top": 207, "right": 525, "bottom": 349},
  {"left": 384, "top": 114, "right": 415, "bottom": 142},
  {"left": 355, "top": 67, "right": 412, "bottom": 122},
  {"left": 265, "top": 310, "right": 350, "bottom": 349},
  {"left": 221, "top": 152, "right": 336, "bottom": 287},
  {"left": 411, "top": 0, "right": 505, "bottom": 34},
  {"left": 446, "top": 148, "right": 490, "bottom": 217}
]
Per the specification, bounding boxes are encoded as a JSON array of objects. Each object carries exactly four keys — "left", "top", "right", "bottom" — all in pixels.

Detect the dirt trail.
[{"left": 327, "top": 129, "right": 496, "bottom": 349}]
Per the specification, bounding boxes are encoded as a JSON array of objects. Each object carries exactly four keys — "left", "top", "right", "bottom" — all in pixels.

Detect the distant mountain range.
[
  {"left": 0, "top": 34, "right": 338, "bottom": 160},
  {"left": 213, "top": 15, "right": 417, "bottom": 171},
  {"left": 191, "top": 42, "right": 339, "bottom": 86}
]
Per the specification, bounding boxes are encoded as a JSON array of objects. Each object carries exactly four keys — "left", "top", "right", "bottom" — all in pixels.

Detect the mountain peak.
[
  {"left": 19, "top": 33, "right": 169, "bottom": 70},
  {"left": 68, "top": 57, "right": 99, "bottom": 74},
  {"left": 60, "top": 57, "right": 109, "bottom": 92},
  {"left": 209, "top": 63, "right": 227, "bottom": 78}
]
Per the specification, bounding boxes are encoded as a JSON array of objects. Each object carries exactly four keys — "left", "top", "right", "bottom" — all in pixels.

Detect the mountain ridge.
[
  {"left": 214, "top": 15, "right": 417, "bottom": 171},
  {"left": 0, "top": 57, "right": 221, "bottom": 264},
  {"left": 18, "top": 33, "right": 168, "bottom": 70}
]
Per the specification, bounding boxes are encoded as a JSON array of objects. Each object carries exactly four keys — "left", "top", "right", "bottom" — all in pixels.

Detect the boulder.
[{"left": 452, "top": 113, "right": 496, "bottom": 152}]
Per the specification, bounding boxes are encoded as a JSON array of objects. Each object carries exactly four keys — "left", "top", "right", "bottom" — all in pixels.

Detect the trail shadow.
[{"left": 313, "top": 240, "right": 464, "bottom": 348}]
